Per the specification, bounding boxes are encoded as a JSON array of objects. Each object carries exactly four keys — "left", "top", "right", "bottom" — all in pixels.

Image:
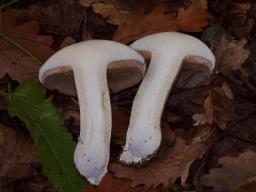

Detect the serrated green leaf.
[{"left": 7, "top": 80, "right": 86, "bottom": 192}]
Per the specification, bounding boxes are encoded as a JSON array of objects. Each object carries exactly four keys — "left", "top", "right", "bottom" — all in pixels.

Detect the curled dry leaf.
[
  {"left": 110, "top": 133, "right": 206, "bottom": 188},
  {"left": 113, "top": 3, "right": 208, "bottom": 43},
  {"left": 204, "top": 82, "right": 234, "bottom": 129},
  {"left": 215, "top": 35, "right": 251, "bottom": 74},
  {"left": 0, "top": 123, "right": 38, "bottom": 185},
  {"left": 201, "top": 150, "right": 256, "bottom": 192}
]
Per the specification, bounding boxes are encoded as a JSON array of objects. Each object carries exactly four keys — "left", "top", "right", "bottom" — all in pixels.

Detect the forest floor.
[{"left": 1, "top": 0, "right": 256, "bottom": 192}]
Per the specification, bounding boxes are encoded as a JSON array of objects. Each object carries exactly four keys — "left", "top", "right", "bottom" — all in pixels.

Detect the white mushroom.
[
  {"left": 39, "top": 40, "right": 145, "bottom": 185},
  {"left": 120, "top": 32, "right": 215, "bottom": 164}
]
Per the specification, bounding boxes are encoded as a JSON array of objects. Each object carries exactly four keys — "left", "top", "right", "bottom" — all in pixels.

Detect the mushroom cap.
[
  {"left": 39, "top": 40, "right": 146, "bottom": 96},
  {"left": 130, "top": 32, "right": 215, "bottom": 70}
]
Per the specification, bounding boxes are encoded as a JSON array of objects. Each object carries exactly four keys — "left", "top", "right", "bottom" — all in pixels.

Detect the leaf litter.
[{"left": 1, "top": 0, "right": 256, "bottom": 191}]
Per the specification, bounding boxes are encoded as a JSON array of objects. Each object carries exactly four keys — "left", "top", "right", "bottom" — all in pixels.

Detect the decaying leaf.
[
  {"left": 112, "top": 5, "right": 177, "bottom": 44},
  {"left": 201, "top": 150, "right": 256, "bottom": 192},
  {"left": 215, "top": 35, "right": 251, "bottom": 74},
  {"left": 92, "top": 3, "right": 130, "bottom": 25},
  {"left": 0, "top": 39, "right": 40, "bottom": 82},
  {"left": 0, "top": 10, "right": 53, "bottom": 81},
  {"left": 192, "top": 113, "right": 207, "bottom": 126},
  {"left": 191, "top": 0, "right": 208, "bottom": 9},
  {"left": 113, "top": 2, "right": 208, "bottom": 43},
  {"left": 1, "top": 10, "right": 54, "bottom": 61},
  {"left": 236, "top": 176, "right": 256, "bottom": 192},
  {"left": 85, "top": 174, "right": 159, "bottom": 192},
  {"left": 0, "top": 123, "right": 38, "bottom": 186},
  {"left": 204, "top": 82, "right": 234, "bottom": 129},
  {"left": 177, "top": 4, "right": 208, "bottom": 32},
  {"left": 79, "top": 0, "right": 94, "bottom": 7},
  {"left": 111, "top": 105, "right": 130, "bottom": 145},
  {"left": 192, "top": 126, "right": 215, "bottom": 143},
  {"left": 110, "top": 135, "right": 206, "bottom": 188}
]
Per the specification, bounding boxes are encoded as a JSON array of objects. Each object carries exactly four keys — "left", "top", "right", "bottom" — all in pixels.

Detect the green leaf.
[{"left": 7, "top": 80, "right": 86, "bottom": 192}]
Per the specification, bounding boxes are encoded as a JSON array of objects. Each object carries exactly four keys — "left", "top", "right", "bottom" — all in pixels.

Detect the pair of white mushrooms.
[{"left": 39, "top": 32, "right": 215, "bottom": 185}]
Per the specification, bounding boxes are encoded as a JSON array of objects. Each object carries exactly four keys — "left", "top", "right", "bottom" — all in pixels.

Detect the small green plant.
[{"left": 6, "top": 80, "right": 86, "bottom": 192}]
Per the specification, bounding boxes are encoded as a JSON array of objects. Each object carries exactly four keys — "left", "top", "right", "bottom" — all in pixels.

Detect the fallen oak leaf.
[
  {"left": 215, "top": 34, "right": 251, "bottom": 74},
  {"left": 85, "top": 174, "right": 159, "bottom": 192},
  {"left": 0, "top": 123, "right": 38, "bottom": 186},
  {"left": 92, "top": 2, "right": 130, "bottom": 25},
  {"left": 0, "top": 39, "right": 40, "bottom": 82},
  {"left": 16, "top": 1, "right": 87, "bottom": 47},
  {"left": 112, "top": 5, "right": 177, "bottom": 44},
  {"left": 201, "top": 150, "right": 256, "bottom": 192},
  {"left": 113, "top": 2, "right": 209, "bottom": 44},
  {"left": 177, "top": 4, "right": 208, "bottom": 32},
  {"left": 110, "top": 135, "right": 206, "bottom": 188},
  {"left": 1, "top": 10, "right": 54, "bottom": 61},
  {"left": 191, "top": 0, "right": 208, "bottom": 9},
  {"left": 204, "top": 82, "right": 234, "bottom": 129},
  {"left": 236, "top": 176, "right": 256, "bottom": 192}
]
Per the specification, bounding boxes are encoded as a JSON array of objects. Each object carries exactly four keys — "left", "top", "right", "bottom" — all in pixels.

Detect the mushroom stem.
[
  {"left": 73, "top": 63, "right": 110, "bottom": 184},
  {"left": 121, "top": 32, "right": 215, "bottom": 163}
]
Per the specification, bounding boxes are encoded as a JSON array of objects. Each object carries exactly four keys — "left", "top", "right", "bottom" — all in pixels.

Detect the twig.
[
  {"left": 0, "top": 90, "right": 7, "bottom": 97},
  {"left": 0, "top": 0, "right": 19, "bottom": 11},
  {"left": 0, "top": 32, "right": 43, "bottom": 65}
]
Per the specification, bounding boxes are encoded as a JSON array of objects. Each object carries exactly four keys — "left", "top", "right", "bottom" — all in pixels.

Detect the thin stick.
[
  {"left": 0, "top": 32, "right": 43, "bottom": 65},
  {"left": 0, "top": 0, "right": 19, "bottom": 10}
]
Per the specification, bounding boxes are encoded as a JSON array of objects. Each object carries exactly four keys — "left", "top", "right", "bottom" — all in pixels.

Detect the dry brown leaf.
[
  {"left": 0, "top": 39, "right": 40, "bottom": 82},
  {"left": 177, "top": 5, "right": 208, "bottom": 32},
  {"left": 57, "top": 102, "right": 129, "bottom": 143},
  {"left": 92, "top": 3, "right": 130, "bottom": 25},
  {"left": 113, "top": 2, "right": 208, "bottom": 44},
  {"left": 110, "top": 136, "right": 206, "bottom": 188},
  {"left": 59, "top": 37, "right": 76, "bottom": 49},
  {"left": 236, "top": 176, "right": 256, "bottom": 192},
  {"left": 201, "top": 150, "right": 256, "bottom": 192},
  {"left": 230, "top": 2, "right": 251, "bottom": 14},
  {"left": 85, "top": 174, "right": 159, "bottom": 192},
  {"left": 191, "top": 0, "right": 208, "bottom": 9},
  {"left": 111, "top": 105, "right": 129, "bottom": 144},
  {"left": 112, "top": 5, "right": 177, "bottom": 44},
  {"left": 192, "top": 113, "right": 207, "bottom": 126},
  {"left": 0, "top": 12, "right": 48, "bottom": 81},
  {"left": 215, "top": 35, "right": 251, "bottom": 74},
  {"left": 0, "top": 123, "right": 38, "bottom": 185},
  {"left": 79, "top": 0, "right": 94, "bottom": 7},
  {"left": 192, "top": 126, "right": 215, "bottom": 143},
  {"left": 1, "top": 10, "right": 54, "bottom": 61},
  {"left": 204, "top": 82, "right": 234, "bottom": 129}
]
